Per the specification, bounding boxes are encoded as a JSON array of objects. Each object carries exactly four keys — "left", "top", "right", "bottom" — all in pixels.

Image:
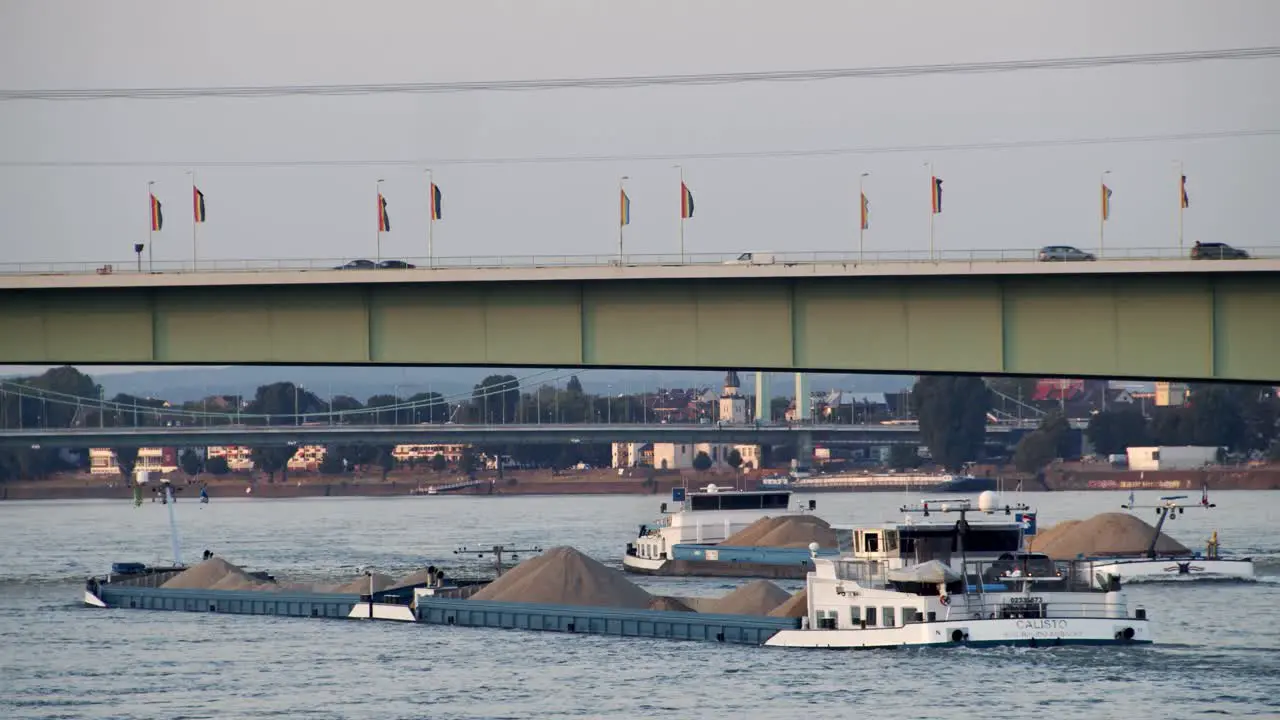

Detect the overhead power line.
[
  {"left": 3, "top": 46, "right": 1278, "bottom": 101},
  {"left": 2, "top": 128, "right": 1274, "bottom": 169}
]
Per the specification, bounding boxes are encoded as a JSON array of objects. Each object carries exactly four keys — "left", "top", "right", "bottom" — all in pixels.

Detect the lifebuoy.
[{"left": 939, "top": 595, "right": 950, "bottom": 606}]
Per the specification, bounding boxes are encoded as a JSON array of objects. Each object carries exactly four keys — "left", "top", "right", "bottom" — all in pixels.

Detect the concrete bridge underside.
[{"left": 1, "top": 273, "right": 1276, "bottom": 381}]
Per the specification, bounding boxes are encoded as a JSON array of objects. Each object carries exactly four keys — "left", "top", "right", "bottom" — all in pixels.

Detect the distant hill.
[{"left": 5, "top": 365, "right": 915, "bottom": 403}]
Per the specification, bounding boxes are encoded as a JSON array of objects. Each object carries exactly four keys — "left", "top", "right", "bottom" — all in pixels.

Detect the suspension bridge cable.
[
  {"left": 3, "top": 128, "right": 1274, "bottom": 170},
  {"left": 3, "top": 46, "right": 1277, "bottom": 102}
]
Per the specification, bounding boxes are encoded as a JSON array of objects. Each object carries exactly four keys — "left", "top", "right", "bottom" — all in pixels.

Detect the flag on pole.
[
  {"left": 930, "top": 176, "right": 943, "bottom": 214},
  {"left": 620, "top": 188, "right": 631, "bottom": 227},
  {"left": 192, "top": 187, "right": 206, "bottom": 223},
  {"left": 680, "top": 182, "right": 695, "bottom": 219},
  {"left": 430, "top": 183, "right": 442, "bottom": 220},
  {"left": 378, "top": 194, "right": 391, "bottom": 231},
  {"left": 150, "top": 194, "right": 164, "bottom": 231},
  {"left": 1181, "top": 175, "right": 1190, "bottom": 209},
  {"left": 1102, "top": 183, "right": 1113, "bottom": 221},
  {"left": 860, "top": 192, "right": 870, "bottom": 230}
]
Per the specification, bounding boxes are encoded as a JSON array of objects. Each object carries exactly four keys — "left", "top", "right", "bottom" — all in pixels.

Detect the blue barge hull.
[
  {"left": 415, "top": 597, "right": 798, "bottom": 646},
  {"left": 90, "top": 583, "right": 799, "bottom": 646},
  {"left": 99, "top": 584, "right": 363, "bottom": 619}
]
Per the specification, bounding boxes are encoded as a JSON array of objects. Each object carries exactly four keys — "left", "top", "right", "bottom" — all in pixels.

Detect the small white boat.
[
  {"left": 1074, "top": 490, "right": 1255, "bottom": 588},
  {"left": 623, "top": 484, "right": 817, "bottom": 575},
  {"left": 765, "top": 493, "right": 1151, "bottom": 648}
]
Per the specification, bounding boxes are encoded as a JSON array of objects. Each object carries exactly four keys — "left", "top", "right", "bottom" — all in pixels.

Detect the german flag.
[
  {"left": 680, "top": 182, "right": 695, "bottom": 219},
  {"left": 430, "top": 183, "right": 442, "bottom": 220},
  {"left": 1102, "top": 183, "right": 1113, "bottom": 221},
  {"left": 193, "top": 187, "right": 206, "bottom": 223},
  {"left": 620, "top": 188, "right": 631, "bottom": 227},
  {"left": 378, "top": 194, "right": 391, "bottom": 232},
  {"left": 860, "top": 192, "right": 870, "bottom": 230},
  {"left": 930, "top": 176, "right": 943, "bottom": 214},
  {"left": 150, "top": 193, "right": 163, "bottom": 231},
  {"left": 1180, "top": 174, "right": 1190, "bottom": 209}
]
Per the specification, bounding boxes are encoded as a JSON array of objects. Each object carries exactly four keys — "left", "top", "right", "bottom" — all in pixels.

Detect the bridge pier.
[{"left": 793, "top": 430, "right": 814, "bottom": 473}]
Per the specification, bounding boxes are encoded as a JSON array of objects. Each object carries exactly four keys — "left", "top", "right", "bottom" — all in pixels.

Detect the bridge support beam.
[{"left": 1, "top": 270, "right": 1277, "bottom": 381}]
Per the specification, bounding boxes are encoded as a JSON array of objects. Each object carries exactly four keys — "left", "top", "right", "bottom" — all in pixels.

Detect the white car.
[{"left": 724, "top": 252, "right": 776, "bottom": 265}]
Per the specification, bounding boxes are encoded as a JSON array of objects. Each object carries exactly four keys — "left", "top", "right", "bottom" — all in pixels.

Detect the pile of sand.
[
  {"left": 722, "top": 515, "right": 837, "bottom": 549},
  {"left": 709, "top": 580, "right": 793, "bottom": 616},
  {"left": 161, "top": 557, "right": 260, "bottom": 590},
  {"left": 648, "top": 596, "right": 695, "bottom": 612},
  {"left": 1029, "top": 512, "right": 1190, "bottom": 560},
  {"left": 768, "top": 590, "right": 808, "bottom": 618},
  {"left": 335, "top": 572, "right": 397, "bottom": 594},
  {"left": 470, "top": 546, "right": 653, "bottom": 609}
]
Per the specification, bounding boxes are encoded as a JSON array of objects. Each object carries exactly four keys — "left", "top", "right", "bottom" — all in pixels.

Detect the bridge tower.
[
  {"left": 793, "top": 373, "right": 811, "bottom": 421},
  {"left": 754, "top": 371, "right": 770, "bottom": 422}
]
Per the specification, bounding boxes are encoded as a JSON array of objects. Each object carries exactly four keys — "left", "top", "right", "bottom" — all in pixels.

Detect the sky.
[{"left": 0, "top": 1, "right": 1278, "bottom": 270}]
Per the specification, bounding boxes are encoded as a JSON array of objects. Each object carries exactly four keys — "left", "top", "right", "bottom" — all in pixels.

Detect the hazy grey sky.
[{"left": 1, "top": 0, "right": 1278, "bottom": 267}]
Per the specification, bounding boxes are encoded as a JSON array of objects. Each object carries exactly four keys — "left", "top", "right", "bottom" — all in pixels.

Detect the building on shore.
[
  {"left": 89, "top": 447, "right": 179, "bottom": 475},
  {"left": 613, "top": 441, "right": 761, "bottom": 471}
]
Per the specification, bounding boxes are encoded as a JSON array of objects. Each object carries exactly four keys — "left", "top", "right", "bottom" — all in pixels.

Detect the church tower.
[{"left": 719, "top": 370, "right": 747, "bottom": 424}]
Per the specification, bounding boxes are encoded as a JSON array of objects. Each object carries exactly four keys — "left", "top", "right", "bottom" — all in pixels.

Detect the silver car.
[{"left": 1038, "top": 245, "right": 1096, "bottom": 262}]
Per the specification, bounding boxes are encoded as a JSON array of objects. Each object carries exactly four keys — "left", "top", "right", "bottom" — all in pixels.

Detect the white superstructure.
[{"left": 622, "top": 485, "right": 811, "bottom": 573}]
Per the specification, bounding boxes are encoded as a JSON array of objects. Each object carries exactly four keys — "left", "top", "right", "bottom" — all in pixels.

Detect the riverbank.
[
  {"left": 4, "top": 464, "right": 1279, "bottom": 501},
  {"left": 0, "top": 469, "right": 694, "bottom": 501},
  {"left": 1042, "top": 464, "right": 1280, "bottom": 491}
]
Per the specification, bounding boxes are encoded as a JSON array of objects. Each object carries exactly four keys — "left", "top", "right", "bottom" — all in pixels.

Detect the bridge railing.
[{"left": 0, "top": 246, "right": 1271, "bottom": 276}]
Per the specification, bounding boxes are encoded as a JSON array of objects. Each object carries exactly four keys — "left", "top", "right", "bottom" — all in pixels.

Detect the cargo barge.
[{"left": 84, "top": 567, "right": 800, "bottom": 646}]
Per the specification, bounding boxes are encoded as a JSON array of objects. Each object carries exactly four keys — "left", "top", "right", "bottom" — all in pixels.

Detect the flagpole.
[
  {"left": 675, "top": 164, "right": 685, "bottom": 263},
  {"left": 147, "top": 180, "right": 155, "bottom": 273},
  {"left": 425, "top": 168, "right": 434, "bottom": 267},
  {"left": 1101, "top": 169, "right": 1111, "bottom": 256},
  {"left": 924, "top": 162, "right": 934, "bottom": 260},
  {"left": 618, "top": 175, "right": 628, "bottom": 263},
  {"left": 187, "top": 170, "right": 197, "bottom": 270},
  {"left": 376, "top": 178, "right": 385, "bottom": 263},
  {"left": 1176, "top": 160, "right": 1184, "bottom": 252},
  {"left": 859, "top": 172, "right": 870, "bottom": 262}
]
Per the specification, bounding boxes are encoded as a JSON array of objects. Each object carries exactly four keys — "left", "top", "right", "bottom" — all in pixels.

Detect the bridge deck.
[{"left": 1, "top": 257, "right": 1276, "bottom": 290}]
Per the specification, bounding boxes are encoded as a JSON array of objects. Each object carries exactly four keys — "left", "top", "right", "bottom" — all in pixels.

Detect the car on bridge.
[
  {"left": 333, "top": 259, "right": 417, "bottom": 270},
  {"left": 1190, "top": 242, "right": 1249, "bottom": 260},
  {"left": 724, "top": 252, "right": 776, "bottom": 265},
  {"left": 334, "top": 259, "right": 377, "bottom": 270},
  {"left": 1037, "top": 245, "right": 1096, "bottom": 262}
]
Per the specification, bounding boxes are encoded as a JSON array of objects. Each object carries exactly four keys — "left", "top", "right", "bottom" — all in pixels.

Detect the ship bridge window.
[
  {"left": 863, "top": 532, "right": 880, "bottom": 553},
  {"left": 688, "top": 492, "right": 791, "bottom": 512}
]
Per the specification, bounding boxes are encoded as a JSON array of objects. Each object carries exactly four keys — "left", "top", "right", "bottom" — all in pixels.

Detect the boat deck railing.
[{"left": 950, "top": 597, "right": 1135, "bottom": 621}]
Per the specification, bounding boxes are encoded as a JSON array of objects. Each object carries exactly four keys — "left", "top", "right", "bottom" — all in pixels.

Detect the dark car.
[
  {"left": 377, "top": 260, "right": 416, "bottom": 269},
  {"left": 1037, "top": 245, "right": 1096, "bottom": 262},
  {"left": 1190, "top": 242, "right": 1249, "bottom": 260},
  {"left": 334, "top": 259, "right": 377, "bottom": 270}
]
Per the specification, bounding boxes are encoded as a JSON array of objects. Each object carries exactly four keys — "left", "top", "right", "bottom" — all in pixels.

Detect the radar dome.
[
  {"left": 978, "top": 490, "right": 998, "bottom": 512},
  {"left": 705, "top": 484, "right": 719, "bottom": 493}
]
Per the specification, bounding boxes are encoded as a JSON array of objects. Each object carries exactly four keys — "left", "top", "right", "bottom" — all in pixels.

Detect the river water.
[{"left": 1, "top": 490, "right": 1278, "bottom": 719}]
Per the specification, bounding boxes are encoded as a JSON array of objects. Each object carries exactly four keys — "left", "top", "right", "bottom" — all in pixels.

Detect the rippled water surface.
[{"left": 2, "top": 491, "right": 1278, "bottom": 719}]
